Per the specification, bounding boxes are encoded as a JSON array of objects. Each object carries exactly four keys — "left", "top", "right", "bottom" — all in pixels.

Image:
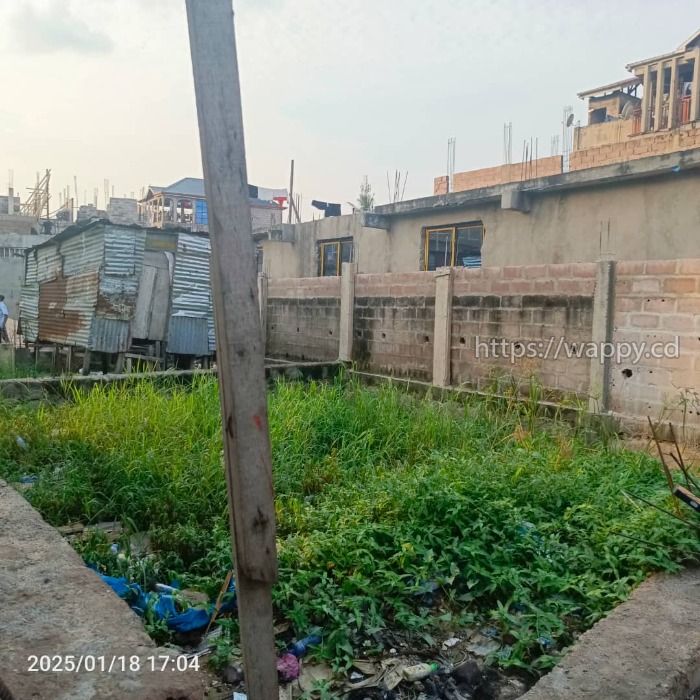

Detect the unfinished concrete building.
[
  {"left": 139, "top": 177, "right": 286, "bottom": 234},
  {"left": 256, "top": 147, "right": 700, "bottom": 276},
  {"left": 434, "top": 29, "right": 700, "bottom": 195}
]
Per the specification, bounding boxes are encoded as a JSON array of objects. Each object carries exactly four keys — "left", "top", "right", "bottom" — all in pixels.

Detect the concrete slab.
[
  {"left": 0, "top": 480, "right": 209, "bottom": 700},
  {"left": 522, "top": 568, "right": 700, "bottom": 700}
]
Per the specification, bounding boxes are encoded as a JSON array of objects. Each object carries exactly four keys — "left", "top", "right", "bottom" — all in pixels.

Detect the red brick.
[
  {"left": 631, "top": 278, "right": 661, "bottom": 294},
  {"left": 663, "top": 277, "right": 697, "bottom": 294},
  {"left": 630, "top": 314, "right": 659, "bottom": 329},
  {"left": 660, "top": 314, "right": 694, "bottom": 332},
  {"left": 643, "top": 298, "right": 674, "bottom": 313},
  {"left": 644, "top": 260, "right": 677, "bottom": 274},
  {"left": 617, "top": 260, "right": 644, "bottom": 277},
  {"left": 677, "top": 259, "right": 700, "bottom": 274},
  {"left": 678, "top": 297, "right": 700, "bottom": 313}
]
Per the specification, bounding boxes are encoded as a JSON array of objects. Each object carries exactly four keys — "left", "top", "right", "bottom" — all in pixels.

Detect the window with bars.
[
  {"left": 0, "top": 247, "right": 24, "bottom": 259},
  {"left": 318, "top": 238, "right": 353, "bottom": 276},
  {"left": 423, "top": 223, "right": 483, "bottom": 271}
]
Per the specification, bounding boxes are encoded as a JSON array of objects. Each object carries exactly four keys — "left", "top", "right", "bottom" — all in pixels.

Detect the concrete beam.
[
  {"left": 361, "top": 212, "right": 391, "bottom": 230},
  {"left": 338, "top": 262, "right": 357, "bottom": 362},
  {"left": 432, "top": 267, "right": 454, "bottom": 387},
  {"left": 522, "top": 567, "right": 700, "bottom": 700},
  {"left": 501, "top": 188, "right": 531, "bottom": 213},
  {"left": 588, "top": 259, "right": 616, "bottom": 413}
]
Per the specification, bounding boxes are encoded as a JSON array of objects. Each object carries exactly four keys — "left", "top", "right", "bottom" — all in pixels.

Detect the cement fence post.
[
  {"left": 432, "top": 266, "right": 454, "bottom": 387},
  {"left": 257, "top": 273, "right": 268, "bottom": 350},
  {"left": 588, "top": 259, "right": 616, "bottom": 413},
  {"left": 338, "top": 262, "right": 357, "bottom": 362}
]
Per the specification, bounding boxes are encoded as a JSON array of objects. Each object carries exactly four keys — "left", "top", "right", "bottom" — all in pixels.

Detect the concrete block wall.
[
  {"left": 266, "top": 277, "right": 341, "bottom": 361},
  {"left": 264, "top": 257, "right": 700, "bottom": 437},
  {"left": 450, "top": 264, "right": 596, "bottom": 396},
  {"left": 611, "top": 259, "right": 700, "bottom": 430},
  {"left": 434, "top": 156, "right": 562, "bottom": 195},
  {"left": 352, "top": 272, "right": 435, "bottom": 381},
  {"left": 570, "top": 122, "right": 700, "bottom": 171}
]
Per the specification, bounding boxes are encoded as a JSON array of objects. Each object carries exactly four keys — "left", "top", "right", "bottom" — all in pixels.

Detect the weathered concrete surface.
[
  {"left": 0, "top": 480, "right": 209, "bottom": 700},
  {"left": 523, "top": 568, "right": 700, "bottom": 700}
]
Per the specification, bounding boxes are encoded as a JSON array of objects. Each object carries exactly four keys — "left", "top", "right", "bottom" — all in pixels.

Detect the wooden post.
[
  {"left": 258, "top": 273, "right": 268, "bottom": 351},
  {"left": 185, "top": 2, "right": 279, "bottom": 698},
  {"left": 287, "top": 160, "right": 294, "bottom": 225}
]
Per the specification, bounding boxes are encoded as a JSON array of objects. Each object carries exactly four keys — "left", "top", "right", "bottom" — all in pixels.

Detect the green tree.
[{"left": 357, "top": 176, "right": 375, "bottom": 211}]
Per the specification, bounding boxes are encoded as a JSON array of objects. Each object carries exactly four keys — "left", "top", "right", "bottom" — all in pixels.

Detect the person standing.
[{"left": 0, "top": 295, "right": 9, "bottom": 343}]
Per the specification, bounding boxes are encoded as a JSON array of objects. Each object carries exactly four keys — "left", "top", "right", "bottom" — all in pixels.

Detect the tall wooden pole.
[
  {"left": 184, "top": 2, "right": 279, "bottom": 698},
  {"left": 287, "top": 159, "right": 294, "bottom": 225}
]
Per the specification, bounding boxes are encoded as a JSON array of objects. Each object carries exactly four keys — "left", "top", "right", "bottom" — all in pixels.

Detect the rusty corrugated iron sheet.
[
  {"left": 38, "top": 272, "right": 99, "bottom": 346},
  {"left": 168, "top": 233, "right": 214, "bottom": 355},
  {"left": 89, "top": 317, "right": 130, "bottom": 353},
  {"left": 167, "top": 316, "right": 210, "bottom": 356},
  {"left": 20, "top": 251, "right": 39, "bottom": 342},
  {"left": 61, "top": 228, "right": 104, "bottom": 276},
  {"left": 36, "top": 245, "right": 62, "bottom": 282}
]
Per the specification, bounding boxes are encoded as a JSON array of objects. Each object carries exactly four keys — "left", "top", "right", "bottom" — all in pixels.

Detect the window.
[
  {"left": 424, "top": 223, "right": 483, "bottom": 271},
  {"left": 318, "top": 238, "right": 353, "bottom": 276},
  {"left": 0, "top": 247, "right": 24, "bottom": 258}
]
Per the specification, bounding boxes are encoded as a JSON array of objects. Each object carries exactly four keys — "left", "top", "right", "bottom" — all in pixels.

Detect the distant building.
[
  {"left": 434, "top": 29, "right": 700, "bottom": 195},
  {"left": 138, "top": 177, "right": 286, "bottom": 233}
]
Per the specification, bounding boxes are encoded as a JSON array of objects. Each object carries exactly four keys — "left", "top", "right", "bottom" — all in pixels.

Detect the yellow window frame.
[
  {"left": 424, "top": 223, "right": 484, "bottom": 271},
  {"left": 424, "top": 227, "right": 456, "bottom": 270},
  {"left": 319, "top": 241, "right": 341, "bottom": 276}
]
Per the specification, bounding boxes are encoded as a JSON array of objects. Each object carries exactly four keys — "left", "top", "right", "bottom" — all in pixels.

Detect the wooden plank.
[
  {"left": 184, "top": 2, "right": 279, "bottom": 698},
  {"left": 674, "top": 485, "right": 700, "bottom": 514}
]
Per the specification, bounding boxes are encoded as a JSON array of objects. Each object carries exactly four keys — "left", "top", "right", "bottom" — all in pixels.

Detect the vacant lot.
[{"left": 0, "top": 376, "right": 697, "bottom": 675}]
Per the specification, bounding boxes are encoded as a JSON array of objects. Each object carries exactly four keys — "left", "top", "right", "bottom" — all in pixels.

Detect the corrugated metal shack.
[{"left": 20, "top": 220, "right": 215, "bottom": 367}]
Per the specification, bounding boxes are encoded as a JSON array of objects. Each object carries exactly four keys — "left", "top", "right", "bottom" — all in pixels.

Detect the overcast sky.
[{"left": 1, "top": 0, "right": 698, "bottom": 217}]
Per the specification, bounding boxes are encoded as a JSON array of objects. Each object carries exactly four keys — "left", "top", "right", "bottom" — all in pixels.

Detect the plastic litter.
[
  {"left": 442, "top": 636, "right": 461, "bottom": 649},
  {"left": 15, "top": 436, "right": 28, "bottom": 450},
  {"left": 19, "top": 474, "right": 37, "bottom": 485},
  {"left": 288, "top": 632, "right": 322, "bottom": 657},
  {"left": 97, "top": 572, "right": 236, "bottom": 634},
  {"left": 402, "top": 662, "right": 439, "bottom": 682},
  {"left": 276, "top": 652, "right": 300, "bottom": 682}
]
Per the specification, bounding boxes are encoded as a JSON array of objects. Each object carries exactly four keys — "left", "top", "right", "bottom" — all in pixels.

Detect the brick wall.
[
  {"left": 611, "top": 259, "right": 700, "bottom": 429},
  {"left": 267, "top": 277, "right": 341, "bottom": 361},
  {"left": 353, "top": 272, "right": 435, "bottom": 380},
  {"left": 450, "top": 264, "right": 596, "bottom": 396},
  {"left": 434, "top": 156, "right": 562, "bottom": 195},
  {"left": 570, "top": 123, "right": 700, "bottom": 171}
]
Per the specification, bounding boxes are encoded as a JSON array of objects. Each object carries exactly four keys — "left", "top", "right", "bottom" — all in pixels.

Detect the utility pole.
[{"left": 184, "top": 2, "right": 279, "bottom": 698}]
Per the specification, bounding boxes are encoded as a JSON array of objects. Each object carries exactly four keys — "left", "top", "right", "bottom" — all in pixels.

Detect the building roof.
[
  {"left": 142, "top": 177, "right": 286, "bottom": 209},
  {"left": 626, "top": 28, "right": 700, "bottom": 70},
  {"left": 374, "top": 147, "right": 700, "bottom": 219},
  {"left": 577, "top": 76, "right": 641, "bottom": 100}
]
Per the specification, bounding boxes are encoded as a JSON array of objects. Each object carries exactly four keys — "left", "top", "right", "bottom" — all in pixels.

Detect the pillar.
[
  {"left": 640, "top": 65, "right": 651, "bottom": 132},
  {"left": 691, "top": 47, "right": 700, "bottom": 123},
  {"left": 668, "top": 56, "right": 679, "bottom": 129},
  {"left": 257, "top": 273, "right": 268, "bottom": 350},
  {"left": 432, "top": 266, "right": 454, "bottom": 388},
  {"left": 588, "top": 259, "right": 616, "bottom": 413},
  {"left": 338, "top": 262, "right": 357, "bottom": 362},
  {"left": 654, "top": 62, "right": 665, "bottom": 131}
]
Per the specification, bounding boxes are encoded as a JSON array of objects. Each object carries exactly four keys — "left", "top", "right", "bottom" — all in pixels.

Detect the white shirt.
[{"left": 0, "top": 301, "right": 8, "bottom": 325}]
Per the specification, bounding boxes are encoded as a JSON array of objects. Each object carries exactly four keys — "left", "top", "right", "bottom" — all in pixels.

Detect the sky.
[{"left": 1, "top": 0, "right": 698, "bottom": 218}]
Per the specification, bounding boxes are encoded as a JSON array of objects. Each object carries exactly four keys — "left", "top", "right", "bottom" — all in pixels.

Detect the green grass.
[{"left": 0, "top": 376, "right": 698, "bottom": 675}]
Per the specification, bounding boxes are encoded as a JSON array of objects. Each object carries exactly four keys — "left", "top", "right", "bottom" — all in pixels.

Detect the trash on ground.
[
  {"left": 297, "top": 662, "right": 333, "bottom": 693},
  {"left": 442, "top": 636, "right": 461, "bottom": 649},
  {"left": 276, "top": 653, "right": 300, "bottom": 682},
  {"left": 15, "top": 436, "right": 28, "bottom": 450},
  {"left": 467, "top": 632, "right": 501, "bottom": 657},
  {"left": 401, "top": 661, "right": 439, "bottom": 682},
  {"left": 222, "top": 662, "right": 243, "bottom": 685},
  {"left": 97, "top": 571, "right": 236, "bottom": 634},
  {"left": 288, "top": 632, "right": 322, "bottom": 657},
  {"left": 451, "top": 659, "right": 482, "bottom": 687}
]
